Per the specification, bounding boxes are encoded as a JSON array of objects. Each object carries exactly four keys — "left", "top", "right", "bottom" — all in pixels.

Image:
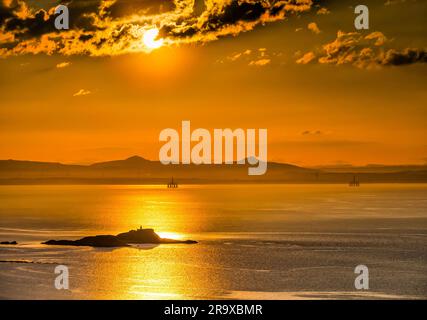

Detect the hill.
[{"left": 0, "top": 156, "right": 426, "bottom": 184}]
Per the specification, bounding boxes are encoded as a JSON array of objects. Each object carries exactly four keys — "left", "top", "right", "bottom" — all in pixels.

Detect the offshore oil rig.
[
  {"left": 349, "top": 175, "right": 360, "bottom": 187},
  {"left": 167, "top": 177, "right": 178, "bottom": 188}
]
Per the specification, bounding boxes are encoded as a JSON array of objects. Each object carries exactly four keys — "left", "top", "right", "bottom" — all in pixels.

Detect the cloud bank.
[
  {"left": 297, "top": 30, "right": 427, "bottom": 68},
  {"left": 0, "top": 0, "right": 315, "bottom": 56}
]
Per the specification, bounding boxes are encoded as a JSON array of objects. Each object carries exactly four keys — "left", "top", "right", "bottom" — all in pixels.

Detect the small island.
[
  {"left": 0, "top": 241, "right": 18, "bottom": 245},
  {"left": 43, "top": 227, "right": 197, "bottom": 248}
]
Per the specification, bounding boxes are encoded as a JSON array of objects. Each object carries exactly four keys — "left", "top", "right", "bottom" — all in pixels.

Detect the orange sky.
[{"left": 0, "top": 0, "right": 426, "bottom": 166}]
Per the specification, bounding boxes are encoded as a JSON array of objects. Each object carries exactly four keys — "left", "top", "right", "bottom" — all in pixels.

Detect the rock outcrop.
[
  {"left": 44, "top": 235, "right": 128, "bottom": 247},
  {"left": 43, "top": 228, "right": 197, "bottom": 247}
]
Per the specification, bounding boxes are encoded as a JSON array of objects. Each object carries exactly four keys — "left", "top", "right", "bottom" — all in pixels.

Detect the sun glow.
[
  {"left": 143, "top": 28, "right": 164, "bottom": 50},
  {"left": 157, "top": 232, "right": 184, "bottom": 240}
]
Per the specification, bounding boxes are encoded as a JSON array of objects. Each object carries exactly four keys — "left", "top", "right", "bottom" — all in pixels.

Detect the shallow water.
[{"left": 0, "top": 184, "right": 426, "bottom": 299}]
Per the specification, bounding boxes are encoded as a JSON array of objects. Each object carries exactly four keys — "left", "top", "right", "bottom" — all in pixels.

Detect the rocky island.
[
  {"left": 43, "top": 227, "right": 197, "bottom": 247},
  {"left": 0, "top": 241, "right": 18, "bottom": 245}
]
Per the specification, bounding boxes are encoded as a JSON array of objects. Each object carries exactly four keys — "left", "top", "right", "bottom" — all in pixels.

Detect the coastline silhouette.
[{"left": 1, "top": 156, "right": 426, "bottom": 184}]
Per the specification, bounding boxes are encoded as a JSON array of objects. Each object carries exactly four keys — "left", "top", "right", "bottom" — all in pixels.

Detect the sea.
[{"left": 0, "top": 184, "right": 426, "bottom": 299}]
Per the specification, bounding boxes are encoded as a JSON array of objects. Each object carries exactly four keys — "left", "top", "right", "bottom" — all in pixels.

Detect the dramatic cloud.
[
  {"left": 297, "top": 30, "right": 427, "bottom": 68},
  {"left": 0, "top": 0, "right": 315, "bottom": 57},
  {"left": 56, "top": 61, "right": 71, "bottom": 68}
]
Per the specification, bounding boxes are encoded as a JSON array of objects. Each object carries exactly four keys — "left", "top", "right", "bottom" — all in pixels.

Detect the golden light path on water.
[
  {"left": 74, "top": 185, "right": 215, "bottom": 299},
  {"left": 97, "top": 185, "right": 202, "bottom": 239},
  {"left": 84, "top": 247, "right": 191, "bottom": 299}
]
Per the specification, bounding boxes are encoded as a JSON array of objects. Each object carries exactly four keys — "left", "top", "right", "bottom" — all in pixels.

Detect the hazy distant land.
[{"left": 1, "top": 156, "right": 426, "bottom": 185}]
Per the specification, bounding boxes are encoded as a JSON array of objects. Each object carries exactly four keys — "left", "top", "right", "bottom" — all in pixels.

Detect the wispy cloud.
[
  {"left": 296, "top": 51, "right": 316, "bottom": 64},
  {"left": 249, "top": 58, "right": 271, "bottom": 66},
  {"left": 384, "top": 0, "right": 408, "bottom": 6},
  {"left": 316, "top": 7, "right": 330, "bottom": 15},
  {"left": 73, "top": 89, "right": 91, "bottom": 97},
  {"left": 302, "top": 130, "right": 324, "bottom": 136},
  {"left": 381, "top": 48, "right": 427, "bottom": 66},
  {"left": 56, "top": 61, "right": 71, "bottom": 69},
  {"left": 220, "top": 47, "right": 278, "bottom": 67}
]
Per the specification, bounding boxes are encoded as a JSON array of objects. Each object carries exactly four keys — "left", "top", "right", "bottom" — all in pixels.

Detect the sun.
[{"left": 143, "top": 28, "right": 164, "bottom": 50}]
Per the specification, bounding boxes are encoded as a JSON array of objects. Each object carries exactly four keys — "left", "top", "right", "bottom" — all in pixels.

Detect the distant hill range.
[{"left": 0, "top": 156, "right": 426, "bottom": 184}]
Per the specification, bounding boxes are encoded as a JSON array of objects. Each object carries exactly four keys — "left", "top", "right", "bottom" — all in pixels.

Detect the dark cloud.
[
  {"left": 302, "top": 130, "right": 323, "bottom": 135},
  {"left": 203, "top": 1, "right": 266, "bottom": 31},
  {"left": 0, "top": 0, "right": 316, "bottom": 56},
  {"left": 0, "top": 4, "right": 14, "bottom": 23},
  {"left": 4, "top": 9, "right": 57, "bottom": 38},
  {"left": 381, "top": 48, "right": 427, "bottom": 66}
]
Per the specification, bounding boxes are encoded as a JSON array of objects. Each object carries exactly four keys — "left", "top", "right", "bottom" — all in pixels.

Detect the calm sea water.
[{"left": 0, "top": 184, "right": 426, "bottom": 299}]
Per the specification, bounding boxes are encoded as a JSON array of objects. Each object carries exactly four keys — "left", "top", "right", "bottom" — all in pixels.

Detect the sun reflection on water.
[
  {"left": 156, "top": 232, "right": 185, "bottom": 240},
  {"left": 72, "top": 186, "right": 209, "bottom": 299}
]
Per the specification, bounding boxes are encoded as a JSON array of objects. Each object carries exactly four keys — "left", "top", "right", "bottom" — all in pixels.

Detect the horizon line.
[{"left": 1, "top": 155, "right": 426, "bottom": 169}]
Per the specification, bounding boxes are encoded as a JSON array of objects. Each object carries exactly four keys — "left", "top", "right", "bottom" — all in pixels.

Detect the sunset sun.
[{"left": 143, "top": 28, "right": 163, "bottom": 50}]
